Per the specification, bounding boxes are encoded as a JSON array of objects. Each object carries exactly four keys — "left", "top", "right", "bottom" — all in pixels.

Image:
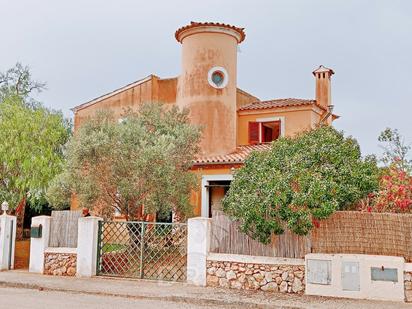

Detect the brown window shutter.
[{"left": 248, "top": 122, "right": 259, "bottom": 144}]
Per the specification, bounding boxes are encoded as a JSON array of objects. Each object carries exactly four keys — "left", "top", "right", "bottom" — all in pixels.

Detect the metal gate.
[{"left": 96, "top": 221, "right": 187, "bottom": 282}]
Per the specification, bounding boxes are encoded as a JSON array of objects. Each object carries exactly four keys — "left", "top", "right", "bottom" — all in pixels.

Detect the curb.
[{"left": 0, "top": 280, "right": 288, "bottom": 308}]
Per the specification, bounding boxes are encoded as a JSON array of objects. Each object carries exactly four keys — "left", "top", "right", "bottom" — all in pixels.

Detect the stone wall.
[
  {"left": 44, "top": 252, "right": 77, "bottom": 276},
  {"left": 206, "top": 260, "right": 305, "bottom": 293},
  {"left": 405, "top": 271, "right": 412, "bottom": 302}
]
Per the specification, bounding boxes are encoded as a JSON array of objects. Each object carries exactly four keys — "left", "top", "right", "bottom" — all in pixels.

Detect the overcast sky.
[{"left": 1, "top": 0, "right": 411, "bottom": 157}]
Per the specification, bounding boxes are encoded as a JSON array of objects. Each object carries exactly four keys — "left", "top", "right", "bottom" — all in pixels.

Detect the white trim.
[
  {"left": 207, "top": 253, "right": 305, "bottom": 266},
  {"left": 207, "top": 66, "right": 229, "bottom": 89},
  {"left": 255, "top": 116, "right": 285, "bottom": 141},
  {"left": 201, "top": 174, "right": 233, "bottom": 218},
  {"left": 45, "top": 247, "right": 77, "bottom": 254},
  {"left": 405, "top": 263, "right": 412, "bottom": 272}
]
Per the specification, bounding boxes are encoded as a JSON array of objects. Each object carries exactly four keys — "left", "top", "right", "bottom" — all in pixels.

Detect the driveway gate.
[{"left": 96, "top": 221, "right": 187, "bottom": 282}]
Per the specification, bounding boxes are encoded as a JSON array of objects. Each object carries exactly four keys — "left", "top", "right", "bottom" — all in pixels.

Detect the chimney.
[{"left": 312, "top": 65, "right": 334, "bottom": 110}]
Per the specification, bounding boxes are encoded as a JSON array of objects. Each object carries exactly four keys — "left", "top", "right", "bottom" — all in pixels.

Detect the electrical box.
[
  {"left": 305, "top": 254, "right": 405, "bottom": 302},
  {"left": 30, "top": 224, "right": 42, "bottom": 238},
  {"left": 341, "top": 261, "right": 360, "bottom": 291},
  {"left": 371, "top": 267, "right": 398, "bottom": 282},
  {"left": 307, "top": 259, "right": 332, "bottom": 285}
]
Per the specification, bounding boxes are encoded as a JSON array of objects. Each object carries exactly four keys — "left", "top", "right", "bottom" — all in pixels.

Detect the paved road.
[
  {"left": 0, "top": 287, "right": 236, "bottom": 309},
  {"left": 1, "top": 272, "right": 411, "bottom": 309}
]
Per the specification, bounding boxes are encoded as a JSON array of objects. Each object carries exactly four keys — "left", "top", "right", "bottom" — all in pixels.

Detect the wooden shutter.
[{"left": 248, "top": 122, "right": 260, "bottom": 144}]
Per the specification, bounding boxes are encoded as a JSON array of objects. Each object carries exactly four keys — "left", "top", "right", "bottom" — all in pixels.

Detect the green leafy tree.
[
  {"left": 47, "top": 103, "right": 201, "bottom": 220},
  {"left": 222, "top": 126, "right": 379, "bottom": 243},
  {"left": 0, "top": 64, "right": 71, "bottom": 238}
]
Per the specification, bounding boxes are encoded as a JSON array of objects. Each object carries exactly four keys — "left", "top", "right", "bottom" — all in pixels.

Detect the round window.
[
  {"left": 211, "top": 71, "right": 224, "bottom": 87},
  {"left": 208, "top": 67, "right": 229, "bottom": 89}
]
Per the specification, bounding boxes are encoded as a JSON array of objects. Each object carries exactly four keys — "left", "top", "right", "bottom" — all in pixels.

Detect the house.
[{"left": 71, "top": 21, "right": 338, "bottom": 218}]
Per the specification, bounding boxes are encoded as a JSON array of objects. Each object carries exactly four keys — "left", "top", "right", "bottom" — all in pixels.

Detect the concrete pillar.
[
  {"left": 29, "top": 216, "right": 51, "bottom": 273},
  {"left": 187, "top": 217, "right": 211, "bottom": 286},
  {"left": 76, "top": 216, "right": 102, "bottom": 277},
  {"left": 0, "top": 214, "right": 17, "bottom": 270}
]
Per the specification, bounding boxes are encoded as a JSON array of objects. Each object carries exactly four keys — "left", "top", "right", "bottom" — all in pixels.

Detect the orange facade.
[{"left": 72, "top": 22, "right": 338, "bottom": 218}]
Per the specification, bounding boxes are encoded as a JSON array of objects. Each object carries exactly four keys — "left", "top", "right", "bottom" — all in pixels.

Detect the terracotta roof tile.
[
  {"left": 238, "top": 98, "right": 324, "bottom": 112},
  {"left": 175, "top": 21, "right": 246, "bottom": 43},
  {"left": 194, "top": 144, "right": 270, "bottom": 165}
]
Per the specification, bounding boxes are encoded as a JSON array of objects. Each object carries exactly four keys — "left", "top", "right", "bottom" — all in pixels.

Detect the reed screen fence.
[{"left": 211, "top": 210, "right": 412, "bottom": 261}]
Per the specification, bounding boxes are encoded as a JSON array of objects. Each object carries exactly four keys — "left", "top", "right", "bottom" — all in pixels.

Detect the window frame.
[{"left": 248, "top": 116, "right": 285, "bottom": 144}]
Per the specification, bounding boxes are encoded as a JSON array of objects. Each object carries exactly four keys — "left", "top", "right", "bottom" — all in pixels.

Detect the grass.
[{"left": 102, "top": 243, "right": 126, "bottom": 253}]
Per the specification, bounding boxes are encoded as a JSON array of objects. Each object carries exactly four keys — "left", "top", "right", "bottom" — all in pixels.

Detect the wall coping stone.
[
  {"left": 207, "top": 253, "right": 304, "bottom": 266},
  {"left": 45, "top": 247, "right": 77, "bottom": 254}
]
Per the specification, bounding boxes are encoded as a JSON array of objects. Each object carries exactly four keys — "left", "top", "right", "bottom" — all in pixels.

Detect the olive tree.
[
  {"left": 222, "top": 126, "right": 379, "bottom": 243},
  {"left": 47, "top": 103, "right": 201, "bottom": 220}
]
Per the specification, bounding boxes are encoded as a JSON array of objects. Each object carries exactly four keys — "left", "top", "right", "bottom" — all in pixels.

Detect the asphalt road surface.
[{"left": 0, "top": 287, "right": 254, "bottom": 309}]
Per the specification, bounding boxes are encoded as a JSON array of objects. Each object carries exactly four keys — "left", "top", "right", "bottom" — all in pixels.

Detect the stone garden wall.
[
  {"left": 44, "top": 252, "right": 77, "bottom": 276},
  {"left": 405, "top": 271, "right": 412, "bottom": 302},
  {"left": 206, "top": 257, "right": 305, "bottom": 293}
]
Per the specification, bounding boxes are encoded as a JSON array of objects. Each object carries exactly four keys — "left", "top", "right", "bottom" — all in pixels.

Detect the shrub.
[{"left": 222, "top": 126, "right": 379, "bottom": 243}]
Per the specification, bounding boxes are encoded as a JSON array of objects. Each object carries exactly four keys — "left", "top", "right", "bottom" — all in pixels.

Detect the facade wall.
[
  {"left": 73, "top": 76, "right": 178, "bottom": 131},
  {"left": 236, "top": 88, "right": 260, "bottom": 109},
  {"left": 176, "top": 32, "right": 238, "bottom": 157},
  {"left": 237, "top": 108, "right": 321, "bottom": 146},
  {"left": 156, "top": 78, "right": 178, "bottom": 104}
]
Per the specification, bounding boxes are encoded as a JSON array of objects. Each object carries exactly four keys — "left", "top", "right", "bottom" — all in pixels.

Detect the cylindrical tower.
[{"left": 175, "top": 22, "right": 245, "bottom": 157}]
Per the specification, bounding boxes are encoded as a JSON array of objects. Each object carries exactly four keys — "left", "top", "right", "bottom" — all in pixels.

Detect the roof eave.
[{"left": 71, "top": 74, "right": 157, "bottom": 113}]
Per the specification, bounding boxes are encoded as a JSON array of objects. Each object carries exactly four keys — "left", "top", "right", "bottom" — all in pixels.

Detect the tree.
[
  {"left": 0, "top": 62, "right": 46, "bottom": 103},
  {"left": 0, "top": 63, "right": 70, "bottom": 239},
  {"left": 0, "top": 97, "right": 71, "bottom": 237},
  {"left": 222, "top": 126, "right": 379, "bottom": 243},
  {"left": 378, "top": 128, "right": 411, "bottom": 173},
  {"left": 47, "top": 103, "right": 201, "bottom": 220},
  {"left": 358, "top": 128, "right": 412, "bottom": 213}
]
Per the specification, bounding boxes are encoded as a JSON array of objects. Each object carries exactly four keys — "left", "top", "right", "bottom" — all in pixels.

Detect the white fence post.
[
  {"left": 0, "top": 214, "right": 17, "bottom": 270},
  {"left": 29, "top": 216, "right": 51, "bottom": 273},
  {"left": 187, "top": 217, "right": 211, "bottom": 286},
  {"left": 76, "top": 216, "right": 102, "bottom": 277}
]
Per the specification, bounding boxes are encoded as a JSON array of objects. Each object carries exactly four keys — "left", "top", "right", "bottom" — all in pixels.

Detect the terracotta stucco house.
[{"left": 71, "top": 22, "right": 338, "bottom": 218}]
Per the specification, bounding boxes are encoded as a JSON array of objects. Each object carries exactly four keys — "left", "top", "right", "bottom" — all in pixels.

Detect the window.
[
  {"left": 207, "top": 66, "right": 229, "bottom": 89},
  {"left": 248, "top": 122, "right": 260, "bottom": 144},
  {"left": 211, "top": 71, "right": 224, "bottom": 87},
  {"left": 248, "top": 120, "right": 281, "bottom": 144}
]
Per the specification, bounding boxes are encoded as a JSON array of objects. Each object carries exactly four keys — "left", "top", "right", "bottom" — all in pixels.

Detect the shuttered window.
[{"left": 248, "top": 122, "right": 260, "bottom": 144}]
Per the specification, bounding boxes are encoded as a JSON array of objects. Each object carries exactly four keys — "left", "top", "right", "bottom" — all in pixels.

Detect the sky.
[{"left": 1, "top": 0, "right": 411, "bottom": 157}]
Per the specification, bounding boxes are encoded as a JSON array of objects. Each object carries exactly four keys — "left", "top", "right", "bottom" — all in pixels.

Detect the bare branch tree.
[{"left": 0, "top": 63, "right": 46, "bottom": 103}]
